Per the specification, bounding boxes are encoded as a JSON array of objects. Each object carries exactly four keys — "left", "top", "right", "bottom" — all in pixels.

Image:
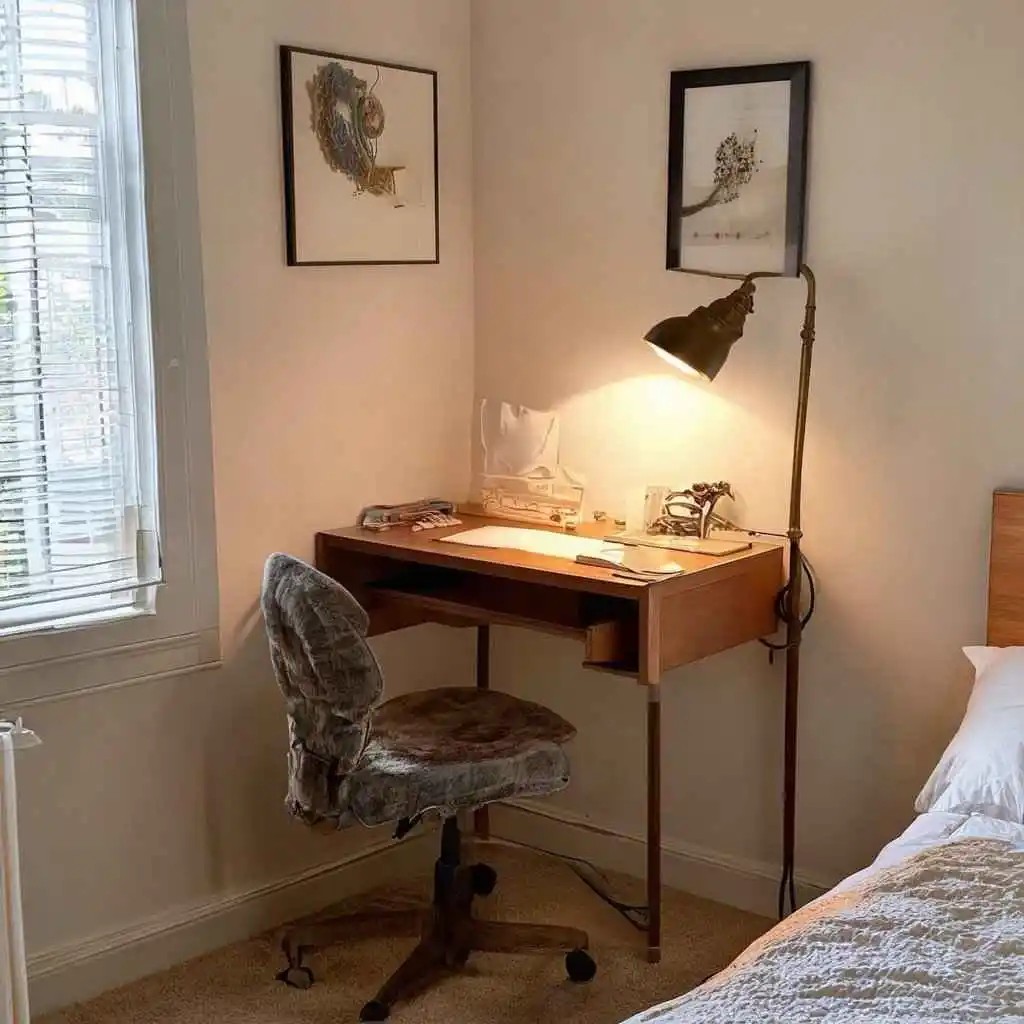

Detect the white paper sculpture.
[{"left": 475, "top": 400, "right": 584, "bottom": 527}]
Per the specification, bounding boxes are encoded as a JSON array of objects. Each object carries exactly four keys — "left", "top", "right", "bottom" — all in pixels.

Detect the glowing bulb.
[{"left": 646, "top": 341, "right": 710, "bottom": 382}]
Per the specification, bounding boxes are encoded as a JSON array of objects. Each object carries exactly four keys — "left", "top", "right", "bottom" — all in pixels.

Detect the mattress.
[{"left": 622, "top": 812, "right": 1024, "bottom": 1024}]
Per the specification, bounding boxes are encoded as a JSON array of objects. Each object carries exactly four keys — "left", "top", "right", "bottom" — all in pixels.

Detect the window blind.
[{"left": 0, "top": 0, "right": 159, "bottom": 632}]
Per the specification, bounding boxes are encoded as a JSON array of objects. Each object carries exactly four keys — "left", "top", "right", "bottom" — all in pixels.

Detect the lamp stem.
[{"left": 780, "top": 263, "right": 816, "bottom": 918}]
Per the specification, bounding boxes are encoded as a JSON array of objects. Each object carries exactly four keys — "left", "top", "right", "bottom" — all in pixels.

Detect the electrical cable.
[
  {"left": 479, "top": 834, "right": 649, "bottom": 930},
  {"left": 753, "top": 549, "right": 817, "bottom": 918},
  {"left": 759, "top": 551, "right": 816, "bottom": 655},
  {"left": 777, "top": 863, "right": 792, "bottom": 919}
]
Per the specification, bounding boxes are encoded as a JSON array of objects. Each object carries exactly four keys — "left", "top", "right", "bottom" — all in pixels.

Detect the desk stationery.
[{"left": 315, "top": 514, "right": 783, "bottom": 962}]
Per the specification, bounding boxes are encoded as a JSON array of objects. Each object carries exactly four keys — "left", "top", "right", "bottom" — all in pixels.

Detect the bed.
[{"left": 623, "top": 491, "right": 1024, "bottom": 1023}]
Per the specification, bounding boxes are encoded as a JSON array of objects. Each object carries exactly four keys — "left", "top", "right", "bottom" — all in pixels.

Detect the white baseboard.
[
  {"left": 27, "top": 807, "right": 835, "bottom": 1016},
  {"left": 491, "top": 801, "right": 833, "bottom": 919},
  {"left": 29, "top": 832, "right": 433, "bottom": 1017}
]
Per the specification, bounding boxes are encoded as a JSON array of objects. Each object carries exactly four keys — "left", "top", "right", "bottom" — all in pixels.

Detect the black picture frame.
[
  {"left": 280, "top": 45, "right": 440, "bottom": 266},
  {"left": 666, "top": 61, "right": 810, "bottom": 277}
]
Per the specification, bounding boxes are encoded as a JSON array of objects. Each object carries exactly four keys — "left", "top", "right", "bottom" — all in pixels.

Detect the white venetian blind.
[{"left": 0, "top": 0, "right": 159, "bottom": 633}]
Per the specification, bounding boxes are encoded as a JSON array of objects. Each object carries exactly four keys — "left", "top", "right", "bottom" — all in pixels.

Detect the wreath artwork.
[
  {"left": 308, "top": 61, "right": 404, "bottom": 202},
  {"left": 282, "top": 46, "right": 438, "bottom": 264}
]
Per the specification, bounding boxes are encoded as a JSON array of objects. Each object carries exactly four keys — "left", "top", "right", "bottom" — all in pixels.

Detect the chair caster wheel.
[
  {"left": 565, "top": 948, "right": 597, "bottom": 983},
  {"left": 470, "top": 863, "right": 498, "bottom": 896},
  {"left": 360, "top": 999, "right": 390, "bottom": 1021},
  {"left": 276, "top": 965, "right": 314, "bottom": 989}
]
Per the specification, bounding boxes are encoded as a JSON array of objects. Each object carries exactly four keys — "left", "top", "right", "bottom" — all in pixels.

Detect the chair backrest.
[{"left": 261, "top": 553, "right": 383, "bottom": 825}]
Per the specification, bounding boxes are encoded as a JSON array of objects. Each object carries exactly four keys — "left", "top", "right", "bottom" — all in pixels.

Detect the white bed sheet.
[{"left": 834, "top": 809, "right": 1024, "bottom": 894}]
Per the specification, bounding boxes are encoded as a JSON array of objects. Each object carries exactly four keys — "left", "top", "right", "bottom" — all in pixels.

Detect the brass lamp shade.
[{"left": 644, "top": 279, "right": 756, "bottom": 382}]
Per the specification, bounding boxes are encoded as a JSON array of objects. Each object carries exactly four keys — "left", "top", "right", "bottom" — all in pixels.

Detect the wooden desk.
[{"left": 316, "top": 514, "right": 783, "bottom": 962}]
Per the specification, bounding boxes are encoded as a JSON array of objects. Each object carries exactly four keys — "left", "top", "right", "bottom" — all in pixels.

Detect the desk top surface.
[{"left": 318, "top": 514, "right": 781, "bottom": 599}]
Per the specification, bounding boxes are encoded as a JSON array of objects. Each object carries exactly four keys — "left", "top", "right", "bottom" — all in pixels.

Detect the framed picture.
[
  {"left": 666, "top": 62, "right": 810, "bottom": 277},
  {"left": 280, "top": 45, "right": 439, "bottom": 266}
]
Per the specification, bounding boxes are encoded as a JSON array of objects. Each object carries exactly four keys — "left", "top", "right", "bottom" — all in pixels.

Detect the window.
[
  {"left": 1, "top": 0, "right": 158, "bottom": 633},
  {"left": 0, "top": 0, "right": 218, "bottom": 701}
]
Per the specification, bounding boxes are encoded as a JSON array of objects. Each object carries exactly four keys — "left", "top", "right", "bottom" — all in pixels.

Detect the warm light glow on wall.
[
  {"left": 547, "top": 368, "right": 795, "bottom": 530},
  {"left": 556, "top": 373, "right": 740, "bottom": 478}
]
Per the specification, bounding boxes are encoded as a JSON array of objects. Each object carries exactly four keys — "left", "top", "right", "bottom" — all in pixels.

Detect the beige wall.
[
  {"left": 472, "top": 0, "right": 1024, "bottom": 887},
  {"left": 19, "top": 0, "right": 474, "bottom": 1001},
  {"left": 16, "top": 0, "right": 1024, "bottom": 1008}
]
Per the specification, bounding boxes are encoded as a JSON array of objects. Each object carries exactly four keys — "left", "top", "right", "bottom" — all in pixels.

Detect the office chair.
[{"left": 261, "top": 554, "right": 596, "bottom": 1021}]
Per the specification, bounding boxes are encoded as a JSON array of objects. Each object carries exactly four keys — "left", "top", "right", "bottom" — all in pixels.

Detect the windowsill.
[
  {"left": 0, "top": 626, "right": 221, "bottom": 708},
  {"left": 0, "top": 603, "right": 151, "bottom": 641}
]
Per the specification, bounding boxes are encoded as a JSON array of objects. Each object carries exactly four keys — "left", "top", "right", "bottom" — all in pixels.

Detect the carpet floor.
[{"left": 40, "top": 844, "right": 770, "bottom": 1024}]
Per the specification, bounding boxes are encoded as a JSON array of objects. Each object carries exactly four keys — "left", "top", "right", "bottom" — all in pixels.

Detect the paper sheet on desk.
[{"left": 440, "top": 526, "right": 615, "bottom": 560}]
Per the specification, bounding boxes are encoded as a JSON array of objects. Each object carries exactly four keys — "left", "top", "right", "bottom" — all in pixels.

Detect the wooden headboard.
[{"left": 988, "top": 490, "right": 1024, "bottom": 645}]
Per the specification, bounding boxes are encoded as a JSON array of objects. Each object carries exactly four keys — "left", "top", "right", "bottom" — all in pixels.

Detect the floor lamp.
[{"left": 644, "top": 264, "right": 817, "bottom": 917}]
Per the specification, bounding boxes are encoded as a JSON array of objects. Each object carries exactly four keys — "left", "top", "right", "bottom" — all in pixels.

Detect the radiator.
[{"left": 0, "top": 720, "right": 39, "bottom": 1024}]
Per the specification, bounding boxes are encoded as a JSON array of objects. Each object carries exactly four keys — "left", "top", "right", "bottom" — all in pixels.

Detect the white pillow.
[{"left": 915, "top": 646, "right": 1024, "bottom": 822}]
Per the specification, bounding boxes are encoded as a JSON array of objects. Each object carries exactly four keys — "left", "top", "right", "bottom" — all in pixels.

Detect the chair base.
[{"left": 278, "top": 817, "right": 595, "bottom": 1020}]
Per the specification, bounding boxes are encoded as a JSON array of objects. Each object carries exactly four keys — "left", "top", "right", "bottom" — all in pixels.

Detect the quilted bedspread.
[{"left": 624, "top": 839, "right": 1024, "bottom": 1024}]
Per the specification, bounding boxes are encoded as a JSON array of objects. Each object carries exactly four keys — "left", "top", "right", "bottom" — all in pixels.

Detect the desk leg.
[
  {"left": 474, "top": 625, "right": 491, "bottom": 840},
  {"left": 646, "top": 688, "right": 662, "bottom": 963}
]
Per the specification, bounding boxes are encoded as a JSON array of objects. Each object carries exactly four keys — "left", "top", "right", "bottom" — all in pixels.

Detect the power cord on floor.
[{"left": 478, "top": 835, "right": 649, "bottom": 931}]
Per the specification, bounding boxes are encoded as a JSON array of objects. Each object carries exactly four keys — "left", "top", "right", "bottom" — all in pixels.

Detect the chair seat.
[{"left": 347, "top": 688, "right": 576, "bottom": 827}]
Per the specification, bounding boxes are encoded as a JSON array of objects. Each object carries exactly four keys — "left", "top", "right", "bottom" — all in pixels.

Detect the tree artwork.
[{"left": 681, "top": 131, "right": 761, "bottom": 218}]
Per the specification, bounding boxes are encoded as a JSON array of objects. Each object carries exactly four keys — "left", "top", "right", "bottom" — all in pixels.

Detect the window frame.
[{"left": 0, "top": 0, "right": 219, "bottom": 706}]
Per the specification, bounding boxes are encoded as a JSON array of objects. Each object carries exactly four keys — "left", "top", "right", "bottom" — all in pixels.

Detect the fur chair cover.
[{"left": 261, "top": 554, "right": 575, "bottom": 829}]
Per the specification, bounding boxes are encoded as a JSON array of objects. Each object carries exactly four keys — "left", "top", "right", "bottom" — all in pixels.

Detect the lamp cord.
[
  {"left": 778, "top": 859, "right": 797, "bottom": 919},
  {"left": 759, "top": 551, "right": 816, "bottom": 657},
  {"left": 478, "top": 835, "right": 649, "bottom": 930},
  {"left": 755, "top": 549, "right": 817, "bottom": 918}
]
